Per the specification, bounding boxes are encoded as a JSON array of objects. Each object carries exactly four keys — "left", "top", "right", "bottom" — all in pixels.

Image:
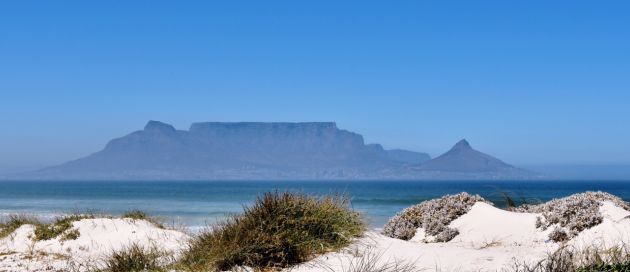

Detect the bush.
[
  {"left": 122, "top": 210, "right": 164, "bottom": 228},
  {"left": 179, "top": 191, "right": 365, "bottom": 271},
  {"left": 60, "top": 228, "right": 81, "bottom": 241},
  {"left": 382, "top": 192, "right": 488, "bottom": 242},
  {"left": 34, "top": 214, "right": 92, "bottom": 241},
  {"left": 511, "top": 245, "right": 630, "bottom": 272},
  {"left": 101, "top": 243, "right": 167, "bottom": 272},
  {"left": 514, "top": 191, "right": 630, "bottom": 242},
  {"left": 0, "top": 214, "right": 40, "bottom": 238},
  {"left": 548, "top": 227, "right": 569, "bottom": 243}
]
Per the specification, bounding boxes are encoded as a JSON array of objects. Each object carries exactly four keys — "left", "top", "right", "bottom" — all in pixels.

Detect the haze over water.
[{"left": 2, "top": 180, "right": 629, "bottom": 229}]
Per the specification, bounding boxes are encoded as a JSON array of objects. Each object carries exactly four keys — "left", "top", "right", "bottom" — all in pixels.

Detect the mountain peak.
[
  {"left": 415, "top": 138, "right": 522, "bottom": 173},
  {"left": 144, "top": 120, "right": 176, "bottom": 133},
  {"left": 452, "top": 139, "right": 471, "bottom": 150}
]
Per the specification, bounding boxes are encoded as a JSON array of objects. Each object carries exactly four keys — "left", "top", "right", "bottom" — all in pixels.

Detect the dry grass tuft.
[
  {"left": 0, "top": 214, "right": 41, "bottom": 238},
  {"left": 34, "top": 214, "right": 93, "bottom": 241},
  {"left": 316, "top": 247, "right": 424, "bottom": 272},
  {"left": 178, "top": 191, "right": 365, "bottom": 271},
  {"left": 99, "top": 243, "right": 170, "bottom": 272},
  {"left": 122, "top": 210, "right": 164, "bottom": 229},
  {"left": 509, "top": 244, "right": 630, "bottom": 272}
]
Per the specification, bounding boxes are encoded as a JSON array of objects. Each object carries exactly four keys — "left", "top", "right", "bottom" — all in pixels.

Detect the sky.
[{"left": 1, "top": 1, "right": 629, "bottom": 173}]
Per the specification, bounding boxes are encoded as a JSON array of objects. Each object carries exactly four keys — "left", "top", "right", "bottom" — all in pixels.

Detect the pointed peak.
[
  {"left": 452, "top": 139, "right": 471, "bottom": 150},
  {"left": 144, "top": 120, "right": 176, "bottom": 133}
]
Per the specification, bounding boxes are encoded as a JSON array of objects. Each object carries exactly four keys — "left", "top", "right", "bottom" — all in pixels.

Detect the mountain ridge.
[{"left": 12, "top": 121, "right": 536, "bottom": 180}]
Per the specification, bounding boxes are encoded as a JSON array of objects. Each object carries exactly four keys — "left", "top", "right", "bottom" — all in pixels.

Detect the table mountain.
[
  {"left": 16, "top": 122, "right": 536, "bottom": 180},
  {"left": 29, "top": 121, "right": 430, "bottom": 180}
]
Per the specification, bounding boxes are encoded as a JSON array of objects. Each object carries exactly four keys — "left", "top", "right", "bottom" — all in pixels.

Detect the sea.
[{"left": 1, "top": 180, "right": 629, "bottom": 230}]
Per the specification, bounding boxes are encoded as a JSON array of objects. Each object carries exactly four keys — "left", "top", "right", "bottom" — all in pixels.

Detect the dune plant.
[
  {"left": 317, "top": 247, "right": 423, "bottom": 272},
  {"left": 382, "top": 192, "right": 488, "bottom": 242},
  {"left": 179, "top": 191, "right": 365, "bottom": 271},
  {"left": 100, "top": 243, "right": 168, "bottom": 272},
  {"left": 0, "top": 214, "right": 41, "bottom": 238},
  {"left": 510, "top": 244, "right": 630, "bottom": 272},
  {"left": 514, "top": 191, "right": 630, "bottom": 242},
  {"left": 34, "top": 214, "right": 93, "bottom": 241},
  {"left": 122, "top": 209, "right": 164, "bottom": 228}
]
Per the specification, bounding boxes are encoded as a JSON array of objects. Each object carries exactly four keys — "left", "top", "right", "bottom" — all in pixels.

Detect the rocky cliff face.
[{"left": 33, "top": 121, "right": 430, "bottom": 179}]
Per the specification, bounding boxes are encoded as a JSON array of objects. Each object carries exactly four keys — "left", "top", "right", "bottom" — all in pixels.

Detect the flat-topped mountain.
[
  {"left": 30, "top": 121, "right": 430, "bottom": 180},
  {"left": 16, "top": 121, "right": 536, "bottom": 180}
]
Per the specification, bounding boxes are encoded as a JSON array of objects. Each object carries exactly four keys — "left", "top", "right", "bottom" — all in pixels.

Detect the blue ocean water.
[{"left": 1, "top": 180, "right": 629, "bottom": 229}]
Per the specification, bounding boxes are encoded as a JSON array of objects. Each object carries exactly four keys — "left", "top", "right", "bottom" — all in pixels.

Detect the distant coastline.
[{"left": 8, "top": 121, "right": 537, "bottom": 181}]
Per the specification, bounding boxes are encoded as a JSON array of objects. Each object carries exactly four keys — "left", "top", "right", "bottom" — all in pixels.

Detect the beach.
[{"left": 2, "top": 190, "right": 630, "bottom": 271}]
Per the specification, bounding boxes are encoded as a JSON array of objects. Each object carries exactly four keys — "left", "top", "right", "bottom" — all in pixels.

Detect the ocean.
[{"left": 1, "top": 180, "right": 629, "bottom": 230}]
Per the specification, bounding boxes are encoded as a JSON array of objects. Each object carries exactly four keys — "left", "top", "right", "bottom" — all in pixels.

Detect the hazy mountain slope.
[
  {"left": 30, "top": 121, "right": 431, "bottom": 180},
  {"left": 14, "top": 122, "right": 538, "bottom": 180},
  {"left": 412, "top": 139, "right": 535, "bottom": 178}
]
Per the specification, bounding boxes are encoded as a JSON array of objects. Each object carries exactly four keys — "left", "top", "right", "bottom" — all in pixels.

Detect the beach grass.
[
  {"left": 122, "top": 209, "right": 165, "bottom": 229},
  {"left": 317, "top": 247, "right": 423, "bottom": 272},
  {"left": 510, "top": 244, "right": 630, "bottom": 272},
  {"left": 0, "top": 214, "right": 41, "bottom": 238},
  {"left": 99, "top": 243, "right": 169, "bottom": 272},
  {"left": 178, "top": 191, "right": 365, "bottom": 271},
  {"left": 34, "top": 214, "right": 94, "bottom": 241}
]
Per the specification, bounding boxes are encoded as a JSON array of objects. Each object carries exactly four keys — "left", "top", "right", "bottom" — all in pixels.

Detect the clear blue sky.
[{"left": 1, "top": 1, "right": 629, "bottom": 172}]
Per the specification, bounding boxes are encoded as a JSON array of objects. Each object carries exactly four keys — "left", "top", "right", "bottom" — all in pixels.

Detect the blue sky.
[{"left": 1, "top": 1, "right": 629, "bottom": 172}]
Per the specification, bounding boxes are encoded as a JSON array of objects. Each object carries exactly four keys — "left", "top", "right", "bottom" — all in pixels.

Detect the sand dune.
[
  {"left": 293, "top": 200, "right": 630, "bottom": 271},
  {"left": 1, "top": 198, "right": 629, "bottom": 271},
  {"left": 0, "top": 218, "right": 189, "bottom": 272}
]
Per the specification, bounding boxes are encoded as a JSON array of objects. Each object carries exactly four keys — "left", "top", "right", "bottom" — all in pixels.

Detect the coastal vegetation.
[
  {"left": 3, "top": 191, "right": 630, "bottom": 272},
  {"left": 382, "top": 192, "right": 488, "bottom": 241},
  {"left": 122, "top": 209, "right": 165, "bottom": 229},
  {"left": 34, "top": 214, "right": 93, "bottom": 241},
  {"left": 512, "top": 245, "right": 630, "bottom": 272},
  {"left": 0, "top": 214, "right": 40, "bottom": 238},
  {"left": 178, "top": 191, "right": 365, "bottom": 271},
  {"left": 513, "top": 191, "right": 630, "bottom": 242},
  {"left": 100, "top": 243, "right": 169, "bottom": 272},
  {"left": 0, "top": 213, "right": 91, "bottom": 241}
]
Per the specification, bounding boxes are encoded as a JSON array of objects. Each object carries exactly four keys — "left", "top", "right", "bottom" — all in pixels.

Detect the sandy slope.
[
  {"left": 2, "top": 201, "right": 629, "bottom": 271},
  {"left": 292, "top": 201, "right": 630, "bottom": 272},
  {"left": 569, "top": 201, "right": 630, "bottom": 249},
  {"left": 0, "top": 218, "right": 189, "bottom": 272}
]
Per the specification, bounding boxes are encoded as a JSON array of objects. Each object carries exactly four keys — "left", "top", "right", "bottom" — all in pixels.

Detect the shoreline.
[{"left": 2, "top": 190, "right": 630, "bottom": 271}]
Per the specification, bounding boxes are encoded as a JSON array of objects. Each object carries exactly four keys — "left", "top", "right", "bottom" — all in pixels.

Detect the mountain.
[
  {"left": 13, "top": 122, "right": 536, "bottom": 180},
  {"left": 27, "top": 121, "right": 431, "bottom": 180},
  {"left": 411, "top": 139, "right": 535, "bottom": 179},
  {"left": 385, "top": 149, "right": 431, "bottom": 164}
]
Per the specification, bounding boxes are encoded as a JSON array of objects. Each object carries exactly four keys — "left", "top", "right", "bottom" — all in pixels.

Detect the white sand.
[
  {"left": 569, "top": 201, "right": 630, "bottom": 250},
  {"left": 0, "top": 218, "right": 189, "bottom": 272},
  {"left": 291, "top": 201, "right": 630, "bottom": 272},
  {"left": 2, "top": 201, "right": 629, "bottom": 271}
]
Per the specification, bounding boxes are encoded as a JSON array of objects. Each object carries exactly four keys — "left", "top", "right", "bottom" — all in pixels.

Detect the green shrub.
[
  {"left": 0, "top": 214, "right": 40, "bottom": 238},
  {"left": 60, "top": 228, "right": 81, "bottom": 241},
  {"left": 122, "top": 210, "right": 164, "bottom": 228},
  {"left": 179, "top": 191, "right": 365, "bottom": 271},
  {"left": 101, "top": 243, "right": 167, "bottom": 272},
  {"left": 34, "top": 214, "right": 92, "bottom": 241}
]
